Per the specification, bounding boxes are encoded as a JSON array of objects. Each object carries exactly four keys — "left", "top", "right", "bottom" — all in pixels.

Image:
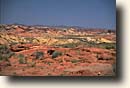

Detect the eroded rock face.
[
  {"left": 0, "top": 38, "right": 9, "bottom": 45},
  {"left": 10, "top": 44, "right": 32, "bottom": 52},
  {"left": 47, "top": 49, "right": 55, "bottom": 55}
]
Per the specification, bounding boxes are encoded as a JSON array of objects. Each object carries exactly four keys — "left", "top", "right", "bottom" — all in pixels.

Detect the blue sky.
[{"left": 0, "top": 0, "right": 116, "bottom": 29}]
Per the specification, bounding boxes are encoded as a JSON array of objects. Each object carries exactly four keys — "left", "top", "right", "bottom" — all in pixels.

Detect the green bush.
[
  {"left": 7, "top": 52, "right": 15, "bottom": 58},
  {"left": 0, "top": 44, "right": 8, "bottom": 51},
  {"left": 33, "top": 51, "right": 44, "bottom": 60},
  {"left": 71, "top": 59, "right": 79, "bottom": 63},
  {"left": 0, "top": 54, "right": 8, "bottom": 61},
  {"left": 17, "top": 54, "right": 26, "bottom": 64},
  {"left": 61, "top": 43, "right": 78, "bottom": 48},
  {"left": 29, "top": 61, "right": 36, "bottom": 67},
  {"left": 52, "top": 51, "right": 62, "bottom": 58},
  {"left": 0, "top": 44, "right": 14, "bottom": 61},
  {"left": 25, "top": 37, "right": 34, "bottom": 43},
  {"left": 99, "top": 43, "right": 116, "bottom": 49},
  {"left": 10, "top": 42, "right": 18, "bottom": 45},
  {"left": 105, "top": 45, "right": 116, "bottom": 49}
]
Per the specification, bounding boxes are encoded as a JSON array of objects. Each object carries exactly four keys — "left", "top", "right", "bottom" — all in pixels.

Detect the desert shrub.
[
  {"left": 0, "top": 54, "right": 7, "bottom": 61},
  {"left": 105, "top": 44, "right": 116, "bottom": 49},
  {"left": 0, "top": 44, "right": 15, "bottom": 61},
  {"left": 61, "top": 43, "right": 78, "bottom": 48},
  {"left": 52, "top": 51, "right": 62, "bottom": 58},
  {"left": 82, "top": 41, "right": 97, "bottom": 47},
  {"left": 17, "top": 54, "right": 26, "bottom": 64},
  {"left": 33, "top": 51, "right": 44, "bottom": 60},
  {"left": 28, "top": 61, "right": 36, "bottom": 67},
  {"left": 99, "top": 43, "right": 116, "bottom": 49},
  {"left": 31, "top": 62, "right": 36, "bottom": 67},
  {"left": 71, "top": 59, "right": 80, "bottom": 63},
  {"left": 25, "top": 37, "right": 34, "bottom": 43},
  {"left": 0, "top": 44, "right": 8, "bottom": 51},
  {"left": 88, "top": 43, "right": 116, "bottom": 49},
  {"left": 6, "top": 52, "right": 15, "bottom": 58},
  {"left": 10, "top": 42, "right": 18, "bottom": 45}
]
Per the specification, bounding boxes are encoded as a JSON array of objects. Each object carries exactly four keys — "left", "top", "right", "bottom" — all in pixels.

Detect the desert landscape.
[{"left": 0, "top": 24, "right": 116, "bottom": 76}]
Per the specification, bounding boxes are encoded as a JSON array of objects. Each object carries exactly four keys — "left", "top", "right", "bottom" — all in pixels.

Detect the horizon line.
[{"left": 0, "top": 23, "right": 116, "bottom": 30}]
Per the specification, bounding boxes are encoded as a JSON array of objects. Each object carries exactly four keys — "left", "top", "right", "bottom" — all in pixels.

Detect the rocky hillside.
[{"left": 0, "top": 24, "right": 116, "bottom": 76}]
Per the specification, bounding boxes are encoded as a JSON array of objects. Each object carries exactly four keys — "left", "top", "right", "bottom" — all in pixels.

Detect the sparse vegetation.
[
  {"left": 0, "top": 44, "right": 15, "bottom": 61},
  {"left": 33, "top": 51, "right": 44, "bottom": 60},
  {"left": 10, "top": 42, "right": 18, "bottom": 45},
  {"left": 99, "top": 43, "right": 116, "bottom": 49},
  {"left": 12, "top": 72, "right": 17, "bottom": 75},
  {"left": 0, "top": 44, "right": 8, "bottom": 51},
  {"left": 27, "top": 61, "right": 36, "bottom": 67},
  {"left": 52, "top": 51, "right": 62, "bottom": 58},
  {"left": 59, "top": 43, "right": 79, "bottom": 48},
  {"left": 76, "top": 50, "right": 81, "bottom": 55},
  {"left": 0, "top": 24, "right": 116, "bottom": 76},
  {"left": 24, "top": 37, "right": 34, "bottom": 43},
  {"left": 17, "top": 54, "right": 26, "bottom": 64},
  {"left": 71, "top": 59, "right": 80, "bottom": 63},
  {"left": 81, "top": 42, "right": 116, "bottom": 49},
  {"left": 30, "top": 61, "right": 36, "bottom": 67}
]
